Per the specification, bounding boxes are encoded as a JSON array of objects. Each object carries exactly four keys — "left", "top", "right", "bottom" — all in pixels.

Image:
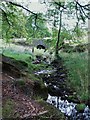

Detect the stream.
[
  {"left": 35, "top": 67, "right": 90, "bottom": 120},
  {"left": 47, "top": 95, "right": 90, "bottom": 120}
]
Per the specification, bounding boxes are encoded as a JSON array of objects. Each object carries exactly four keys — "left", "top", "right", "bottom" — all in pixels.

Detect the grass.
[
  {"left": 2, "top": 49, "right": 36, "bottom": 73},
  {"left": 60, "top": 51, "right": 89, "bottom": 103},
  {"left": 3, "top": 49, "right": 34, "bottom": 62},
  {"left": 2, "top": 99, "right": 17, "bottom": 118},
  {"left": 2, "top": 48, "right": 52, "bottom": 73}
]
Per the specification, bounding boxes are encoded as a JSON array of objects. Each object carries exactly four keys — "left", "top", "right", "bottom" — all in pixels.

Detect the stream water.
[
  {"left": 47, "top": 94, "right": 90, "bottom": 120},
  {"left": 35, "top": 69, "right": 90, "bottom": 120}
]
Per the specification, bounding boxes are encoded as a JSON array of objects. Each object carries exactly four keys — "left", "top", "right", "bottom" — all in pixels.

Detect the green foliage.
[
  {"left": 50, "top": 25, "right": 85, "bottom": 51},
  {"left": 3, "top": 48, "right": 38, "bottom": 76},
  {"left": 51, "top": 28, "right": 73, "bottom": 49},
  {"left": 46, "top": 9, "right": 60, "bottom": 27},
  {"left": 1, "top": 0, "right": 88, "bottom": 54},
  {"left": 3, "top": 48, "right": 53, "bottom": 75},
  {"left": 26, "top": 13, "right": 51, "bottom": 40},
  {"left": 51, "top": 28, "right": 58, "bottom": 48},
  {"left": 74, "top": 26, "right": 85, "bottom": 38},
  {"left": 60, "top": 52, "right": 89, "bottom": 103},
  {"left": 3, "top": 99, "right": 16, "bottom": 118},
  {"left": 76, "top": 103, "right": 86, "bottom": 112},
  {"left": 46, "top": 0, "right": 88, "bottom": 55},
  {"left": 61, "top": 28, "right": 73, "bottom": 40},
  {"left": 3, "top": 49, "right": 34, "bottom": 62},
  {"left": 66, "top": 2, "right": 75, "bottom": 14},
  {"left": 1, "top": 2, "right": 27, "bottom": 41}
]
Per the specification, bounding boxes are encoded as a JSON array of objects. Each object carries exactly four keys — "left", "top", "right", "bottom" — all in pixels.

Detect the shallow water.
[
  {"left": 47, "top": 94, "right": 90, "bottom": 120},
  {"left": 35, "top": 68, "right": 90, "bottom": 120},
  {"left": 34, "top": 69, "right": 56, "bottom": 75}
]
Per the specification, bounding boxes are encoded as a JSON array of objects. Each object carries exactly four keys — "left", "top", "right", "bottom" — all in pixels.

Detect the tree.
[
  {"left": 1, "top": 2, "right": 27, "bottom": 42},
  {"left": 26, "top": 13, "right": 51, "bottom": 39},
  {"left": 1, "top": 1, "right": 51, "bottom": 44},
  {"left": 45, "top": 0, "right": 89, "bottom": 56},
  {"left": 1, "top": 0, "right": 90, "bottom": 54}
]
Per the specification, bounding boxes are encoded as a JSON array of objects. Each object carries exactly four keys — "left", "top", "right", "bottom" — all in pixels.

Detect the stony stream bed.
[
  {"left": 35, "top": 59, "right": 90, "bottom": 120},
  {"left": 47, "top": 95, "right": 90, "bottom": 120}
]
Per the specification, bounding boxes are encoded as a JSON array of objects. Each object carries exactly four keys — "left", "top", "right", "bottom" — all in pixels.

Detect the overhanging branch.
[
  {"left": 8, "top": 1, "right": 37, "bottom": 16},
  {"left": 1, "top": 0, "right": 37, "bottom": 16},
  {"left": 4, "top": 1, "right": 47, "bottom": 21},
  {"left": 75, "top": 0, "right": 90, "bottom": 19}
]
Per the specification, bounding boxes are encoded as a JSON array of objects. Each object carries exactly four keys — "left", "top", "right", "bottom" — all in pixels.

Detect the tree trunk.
[{"left": 55, "top": 10, "right": 62, "bottom": 57}]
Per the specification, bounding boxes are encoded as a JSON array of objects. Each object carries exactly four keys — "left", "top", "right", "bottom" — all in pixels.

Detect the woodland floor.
[{"left": 2, "top": 71, "right": 47, "bottom": 118}]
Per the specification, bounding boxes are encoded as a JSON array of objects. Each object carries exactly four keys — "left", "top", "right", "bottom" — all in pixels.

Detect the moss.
[
  {"left": 38, "top": 100, "right": 65, "bottom": 120},
  {"left": 76, "top": 103, "right": 86, "bottom": 112},
  {"left": 2, "top": 99, "right": 17, "bottom": 118},
  {"left": 3, "top": 49, "right": 34, "bottom": 62}
]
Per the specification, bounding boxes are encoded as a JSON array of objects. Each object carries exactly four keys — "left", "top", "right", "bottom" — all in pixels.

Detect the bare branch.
[
  {"left": 8, "top": 1, "right": 37, "bottom": 16},
  {"left": 75, "top": 0, "right": 90, "bottom": 19},
  {"left": 75, "top": 2, "right": 79, "bottom": 22},
  {"left": 80, "top": 6, "right": 90, "bottom": 19},
  {"left": 1, "top": 0, "right": 37, "bottom": 16},
  {"left": 75, "top": 0, "right": 90, "bottom": 8},
  {"left": 54, "top": 2, "right": 67, "bottom": 9}
]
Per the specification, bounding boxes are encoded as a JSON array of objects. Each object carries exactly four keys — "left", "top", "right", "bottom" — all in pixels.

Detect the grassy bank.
[{"left": 60, "top": 51, "right": 89, "bottom": 104}]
